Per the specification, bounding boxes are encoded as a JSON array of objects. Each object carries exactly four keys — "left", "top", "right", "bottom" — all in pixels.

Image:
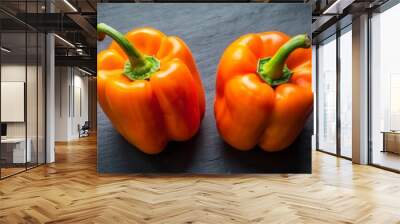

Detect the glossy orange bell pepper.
[
  {"left": 97, "top": 23, "right": 205, "bottom": 154},
  {"left": 214, "top": 31, "right": 312, "bottom": 152}
]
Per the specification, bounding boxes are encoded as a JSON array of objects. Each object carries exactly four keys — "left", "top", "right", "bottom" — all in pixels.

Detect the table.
[
  {"left": 1, "top": 138, "right": 31, "bottom": 164},
  {"left": 381, "top": 131, "right": 400, "bottom": 154}
]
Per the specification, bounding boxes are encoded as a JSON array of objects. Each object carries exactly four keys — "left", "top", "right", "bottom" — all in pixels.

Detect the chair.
[{"left": 78, "top": 121, "right": 90, "bottom": 138}]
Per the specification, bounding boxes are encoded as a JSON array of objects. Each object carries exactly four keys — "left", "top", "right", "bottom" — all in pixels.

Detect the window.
[
  {"left": 316, "top": 24, "right": 353, "bottom": 159},
  {"left": 370, "top": 2, "right": 400, "bottom": 171},
  {"left": 0, "top": 1, "right": 46, "bottom": 179}
]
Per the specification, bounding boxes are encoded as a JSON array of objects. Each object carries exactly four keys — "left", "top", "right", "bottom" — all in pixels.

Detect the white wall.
[
  {"left": 72, "top": 73, "right": 89, "bottom": 138},
  {"left": 54, "top": 67, "right": 89, "bottom": 141},
  {"left": 1, "top": 65, "right": 36, "bottom": 138},
  {"left": 55, "top": 67, "right": 70, "bottom": 141},
  {"left": 1, "top": 65, "right": 26, "bottom": 141}
]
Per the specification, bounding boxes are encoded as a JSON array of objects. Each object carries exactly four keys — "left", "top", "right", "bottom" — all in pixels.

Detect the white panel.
[{"left": 1, "top": 82, "right": 25, "bottom": 122}]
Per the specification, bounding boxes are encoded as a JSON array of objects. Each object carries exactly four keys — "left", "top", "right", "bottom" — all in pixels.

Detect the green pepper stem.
[
  {"left": 261, "top": 34, "right": 311, "bottom": 80},
  {"left": 97, "top": 23, "right": 151, "bottom": 73}
]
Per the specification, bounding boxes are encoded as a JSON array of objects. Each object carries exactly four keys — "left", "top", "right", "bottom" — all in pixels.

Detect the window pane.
[
  {"left": 317, "top": 36, "right": 337, "bottom": 154},
  {"left": 27, "top": 31, "right": 38, "bottom": 169},
  {"left": 1, "top": 30, "right": 27, "bottom": 177},
  {"left": 339, "top": 28, "right": 352, "bottom": 158},
  {"left": 26, "top": 0, "right": 40, "bottom": 169},
  {"left": 371, "top": 3, "right": 400, "bottom": 171}
]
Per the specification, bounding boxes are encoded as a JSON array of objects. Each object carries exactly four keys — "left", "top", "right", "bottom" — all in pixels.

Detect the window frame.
[{"left": 315, "top": 23, "right": 353, "bottom": 161}]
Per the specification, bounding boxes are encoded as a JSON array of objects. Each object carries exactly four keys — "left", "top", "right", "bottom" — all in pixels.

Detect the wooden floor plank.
[{"left": 0, "top": 135, "right": 400, "bottom": 223}]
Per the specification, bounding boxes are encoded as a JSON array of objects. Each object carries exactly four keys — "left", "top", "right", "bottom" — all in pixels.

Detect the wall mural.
[{"left": 97, "top": 3, "right": 313, "bottom": 174}]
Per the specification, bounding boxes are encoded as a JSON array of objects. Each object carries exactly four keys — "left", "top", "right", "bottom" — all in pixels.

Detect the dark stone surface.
[{"left": 97, "top": 3, "right": 312, "bottom": 174}]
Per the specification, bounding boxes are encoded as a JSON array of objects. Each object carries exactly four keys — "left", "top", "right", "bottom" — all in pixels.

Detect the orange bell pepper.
[
  {"left": 214, "top": 31, "right": 312, "bottom": 152},
  {"left": 97, "top": 23, "right": 205, "bottom": 154}
]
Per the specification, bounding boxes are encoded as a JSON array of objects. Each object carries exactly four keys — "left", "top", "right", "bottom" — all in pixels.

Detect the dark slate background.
[{"left": 97, "top": 3, "right": 312, "bottom": 174}]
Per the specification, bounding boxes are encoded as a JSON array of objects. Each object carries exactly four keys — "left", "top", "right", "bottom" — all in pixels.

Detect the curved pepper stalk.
[
  {"left": 97, "top": 23, "right": 160, "bottom": 80},
  {"left": 257, "top": 34, "right": 311, "bottom": 86}
]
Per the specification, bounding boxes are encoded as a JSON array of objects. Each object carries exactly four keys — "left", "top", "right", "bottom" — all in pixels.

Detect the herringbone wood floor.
[{"left": 1, "top": 135, "right": 400, "bottom": 224}]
